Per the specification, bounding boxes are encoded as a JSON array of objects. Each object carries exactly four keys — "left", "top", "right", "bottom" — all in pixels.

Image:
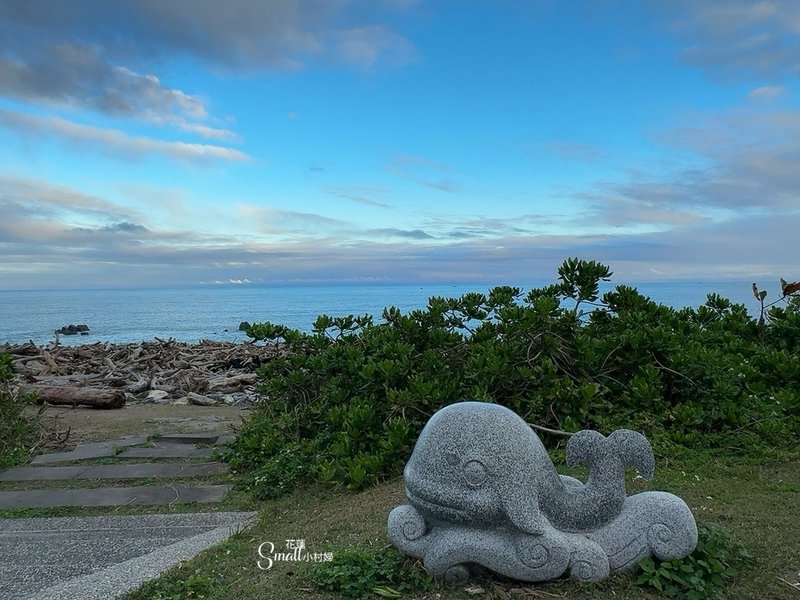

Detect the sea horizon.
[{"left": 0, "top": 280, "right": 780, "bottom": 348}]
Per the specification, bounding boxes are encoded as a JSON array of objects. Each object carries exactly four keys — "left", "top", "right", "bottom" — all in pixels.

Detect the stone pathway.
[
  {"left": 0, "top": 433, "right": 235, "bottom": 509},
  {"left": 0, "top": 432, "right": 252, "bottom": 598}
]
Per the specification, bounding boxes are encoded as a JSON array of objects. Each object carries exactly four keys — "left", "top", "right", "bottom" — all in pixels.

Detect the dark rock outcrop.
[{"left": 56, "top": 324, "right": 90, "bottom": 336}]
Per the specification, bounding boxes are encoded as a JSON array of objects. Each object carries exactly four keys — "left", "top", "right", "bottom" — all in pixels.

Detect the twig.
[
  {"left": 528, "top": 422, "right": 573, "bottom": 437},
  {"left": 732, "top": 415, "right": 791, "bottom": 434},
  {"left": 168, "top": 485, "right": 181, "bottom": 508},
  {"left": 599, "top": 343, "right": 623, "bottom": 373},
  {"left": 776, "top": 576, "right": 800, "bottom": 592},
  {"left": 113, "top": 497, "right": 136, "bottom": 512},
  {"left": 652, "top": 355, "right": 698, "bottom": 388}
]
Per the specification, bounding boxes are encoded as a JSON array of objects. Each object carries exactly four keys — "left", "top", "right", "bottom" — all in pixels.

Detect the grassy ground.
[{"left": 120, "top": 448, "right": 800, "bottom": 600}]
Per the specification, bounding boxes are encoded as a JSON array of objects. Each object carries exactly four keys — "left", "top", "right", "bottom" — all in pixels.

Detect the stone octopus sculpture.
[{"left": 387, "top": 401, "right": 698, "bottom": 584}]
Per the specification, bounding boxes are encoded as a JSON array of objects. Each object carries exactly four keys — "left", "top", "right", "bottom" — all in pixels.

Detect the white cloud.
[
  {"left": 667, "top": 0, "right": 800, "bottom": 79},
  {"left": 747, "top": 85, "right": 784, "bottom": 100},
  {"left": 332, "top": 26, "right": 419, "bottom": 69},
  {"left": 0, "top": 45, "right": 237, "bottom": 141},
  {"left": 0, "top": 109, "right": 249, "bottom": 163},
  {"left": 1, "top": 181, "right": 797, "bottom": 289}
]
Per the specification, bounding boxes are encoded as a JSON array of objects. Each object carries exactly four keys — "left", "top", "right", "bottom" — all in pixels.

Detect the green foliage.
[
  {"left": 0, "top": 353, "right": 41, "bottom": 469},
  {"left": 305, "top": 546, "right": 436, "bottom": 599},
  {"left": 226, "top": 258, "right": 800, "bottom": 497},
  {"left": 0, "top": 352, "right": 13, "bottom": 380},
  {"left": 635, "top": 522, "right": 751, "bottom": 599},
  {"left": 127, "top": 571, "right": 212, "bottom": 600}
]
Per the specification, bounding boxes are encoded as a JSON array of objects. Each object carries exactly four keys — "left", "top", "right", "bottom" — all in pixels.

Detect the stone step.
[
  {"left": 118, "top": 446, "right": 215, "bottom": 459},
  {"left": 152, "top": 433, "right": 221, "bottom": 445},
  {"left": 0, "top": 462, "right": 228, "bottom": 482},
  {"left": 0, "top": 484, "right": 231, "bottom": 509},
  {"left": 31, "top": 436, "right": 149, "bottom": 465}
]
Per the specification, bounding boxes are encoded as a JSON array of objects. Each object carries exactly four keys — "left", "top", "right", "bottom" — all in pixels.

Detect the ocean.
[{"left": 0, "top": 280, "right": 772, "bottom": 347}]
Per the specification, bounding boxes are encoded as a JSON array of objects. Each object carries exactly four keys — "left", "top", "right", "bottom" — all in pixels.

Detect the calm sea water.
[{"left": 0, "top": 281, "right": 769, "bottom": 346}]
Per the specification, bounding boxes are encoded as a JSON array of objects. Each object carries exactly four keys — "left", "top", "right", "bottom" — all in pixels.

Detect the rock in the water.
[
  {"left": 56, "top": 324, "right": 90, "bottom": 335},
  {"left": 187, "top": 392, "right": 217, "bottom": 406}
]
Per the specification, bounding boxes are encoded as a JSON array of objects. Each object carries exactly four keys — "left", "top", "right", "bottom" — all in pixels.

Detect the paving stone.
[
  {"left": 0, "top": 465, "right": 89, "bottom": 481},
  {"left": 153, "top": 433, "right": 220, "bottom": 445},
  {"left": 190, "top": 448, "right": 215, "bottom": 459},
  {"left": 30, "top": 436, "right": 149, "bottom": 465},
  {"left": 118, "top": 446, "right": 196, "bottom": 459},
  {"left": 81, "top": 462, "right": 228, "bottom": 479},
  {"left": 0, "top": 463, "right": 228, "bottom": 482},
  {"left": 0, "top": 511, "right": 258, "bottom": 599},
  {"left": 117, "top": 446, "right": 218, "bottom": 459},
  {"left": 215, "top": 434, "right": 236, "bottom": 446},
  {"left": 78, "top": 436, "right": 148, "bottom": 450},
  {"left": 0, "top": 484, "right": 231, "bottom": 509},
  {"left": 31, "top": 445, "right": 116, "bottom": 465}
]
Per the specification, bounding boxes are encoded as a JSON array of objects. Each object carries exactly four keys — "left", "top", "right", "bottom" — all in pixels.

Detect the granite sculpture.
[{"left": 387, "top": 401, "right": 698, "bottom": 584}]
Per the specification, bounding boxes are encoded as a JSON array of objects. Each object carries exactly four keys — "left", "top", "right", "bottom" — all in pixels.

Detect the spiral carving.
[
  {"left": 518, "top": 540, "right": 550, "bottom": 569},
  {"left": 647, "top": 522, "right": 673, "bottom": 552},
  {"left": 570, "top": 560, "right": 599, "bottom": 582},
  {"left": 398, "top": 506, "right": 427, "bottom": 540}
]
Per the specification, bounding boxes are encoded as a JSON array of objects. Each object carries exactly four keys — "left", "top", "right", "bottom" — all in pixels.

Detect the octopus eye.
[
  {"left": 463, "top": 460, "right": 487, "bottom": 486},
  {"left": 444, "top": 449, "right": 460, "bottom": 466}
]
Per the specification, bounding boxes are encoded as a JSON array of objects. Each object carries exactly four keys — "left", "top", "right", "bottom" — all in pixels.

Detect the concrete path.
[{"left": 0, "top": 511, "right": 258, "bottom": 599}]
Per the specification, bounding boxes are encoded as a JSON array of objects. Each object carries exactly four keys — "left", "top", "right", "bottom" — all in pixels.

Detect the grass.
[{"left": 120, "top": 448, "right": 800, "bottom": 600}]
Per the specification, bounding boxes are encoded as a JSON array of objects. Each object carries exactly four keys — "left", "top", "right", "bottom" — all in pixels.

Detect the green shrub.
[
  {"left": 0, "top": 353, "right": 41, "bottom": 469},
  {"left": 635, "top": 522, "right": 751, "bottom": 599},
  {"left": 0, "top": 352, "right": 13, "bottom": 380},
  {"left": 226, "top": 258, "right": 800, "bottom": 497},
  {"left": 305, "top": 545, "right": 436, "bottom": 599}
]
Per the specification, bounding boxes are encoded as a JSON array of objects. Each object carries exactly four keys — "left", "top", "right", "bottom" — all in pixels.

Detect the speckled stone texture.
[{"left": 387, "top": 401, "right": 698, "bottom": 584}]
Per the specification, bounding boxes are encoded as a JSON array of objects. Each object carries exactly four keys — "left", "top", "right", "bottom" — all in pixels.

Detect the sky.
[{"left": 0, "top": 0, "right": 798, "bottom": 290}]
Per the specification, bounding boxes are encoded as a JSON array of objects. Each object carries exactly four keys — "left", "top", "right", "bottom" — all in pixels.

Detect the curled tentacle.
[
  {"left": 387, "top": 505, "right": 430, "bottom": 558},
  {"left": 591, "top": 491, "right": 699, "bottom": 572},
  {"left": 443, "top": 563, "right": 471, "bottom": 584},
  {"left": 567, "top": 536, "right": 610, "bottom": 582}
]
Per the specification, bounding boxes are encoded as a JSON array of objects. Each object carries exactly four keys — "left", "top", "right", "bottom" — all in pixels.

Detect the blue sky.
[{"left": 0, "top": 0, "right": 798, "bottom": 289}]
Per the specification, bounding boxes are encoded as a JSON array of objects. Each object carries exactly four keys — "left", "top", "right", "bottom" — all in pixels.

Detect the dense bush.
[
  {"left": 226, "top": 258, "right": 800, "bottom": 497},
  {"left": 0, "top": 353, "right": 41, "bottom": 469}
]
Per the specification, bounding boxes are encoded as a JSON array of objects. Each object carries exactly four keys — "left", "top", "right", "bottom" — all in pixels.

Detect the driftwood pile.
[{"left": 2, "top": 339, "right": 282, "bottom": 409}]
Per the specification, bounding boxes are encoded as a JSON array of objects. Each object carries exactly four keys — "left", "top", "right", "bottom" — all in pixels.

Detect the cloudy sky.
[{"left": 0, "top": 0, "right": 798, "bottom": 289}]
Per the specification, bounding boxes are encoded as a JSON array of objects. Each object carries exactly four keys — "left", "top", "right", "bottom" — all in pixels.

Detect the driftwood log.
[
  {"left": 24, "top": 385, "right": 126, "bottom": 409},
  {"left": 2, "top": 338, "right": 282, "bottom": 409}
]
